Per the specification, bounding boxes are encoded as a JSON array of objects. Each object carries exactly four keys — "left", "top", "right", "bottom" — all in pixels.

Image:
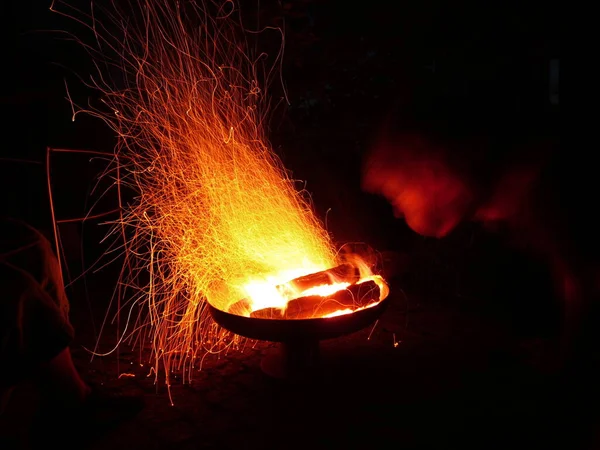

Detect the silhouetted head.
[{"left": 362, "top": 110, "right": 549, "bottom": 238}]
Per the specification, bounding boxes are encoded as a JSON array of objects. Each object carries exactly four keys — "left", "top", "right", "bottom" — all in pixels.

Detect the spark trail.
[{"left": 51, "top": 0, "right": 340, "bottom": 386}]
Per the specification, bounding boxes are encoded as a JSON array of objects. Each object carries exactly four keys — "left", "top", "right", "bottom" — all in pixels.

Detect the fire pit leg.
[{"left": 260, "top": 340, "right": 320, "bottom": 380}]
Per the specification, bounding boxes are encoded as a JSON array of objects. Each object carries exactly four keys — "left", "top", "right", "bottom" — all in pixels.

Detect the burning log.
[
  {"left": 285, "top": 264, "right": 360, "bottom": 293},
  {"left": 250, "top": 280, "right": 380, "bottom": 320},
  {"left": 227, "top": 264, "right": 370, "bottom": 317}
]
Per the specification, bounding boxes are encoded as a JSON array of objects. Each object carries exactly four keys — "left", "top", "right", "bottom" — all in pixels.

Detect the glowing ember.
[
  {"left": 53, "top": 0, "right": 389, "bottom": 388},
  {"left": 300, "top": 282, "right": 351, "bottom": 299},
  {"left": 323, "top": 302, "right": 378, "bottom": 318},
  {"left": 233, "top": 263, "right": 388, "bottom": 319},
  {"left": 245, "top": 271, "right": 389, "bottom": 320}
]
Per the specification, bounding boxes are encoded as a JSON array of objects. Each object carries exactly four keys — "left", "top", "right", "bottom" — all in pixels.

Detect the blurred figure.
[
  {"left": 0, "top": 217, "right": 88, "bottom": 407},
  {"left": 362, "top": 111, "right": 596, "bottom": 378},
  {"left": 0, "top": 216, "right": 143, "bottom": 449}
]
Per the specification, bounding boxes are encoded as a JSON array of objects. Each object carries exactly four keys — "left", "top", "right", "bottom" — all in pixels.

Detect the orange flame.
[{"left": 53, "top": 0, "right": 387, "bottom": 387}]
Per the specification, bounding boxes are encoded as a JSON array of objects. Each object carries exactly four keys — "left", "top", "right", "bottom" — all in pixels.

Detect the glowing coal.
[{"left": 229, "top": 264, "right": 388, "bottom": 320}]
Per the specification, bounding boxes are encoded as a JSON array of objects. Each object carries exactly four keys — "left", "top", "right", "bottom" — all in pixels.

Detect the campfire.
[{"left": 55, "top": 0, "right": 390, "bottom": 386}]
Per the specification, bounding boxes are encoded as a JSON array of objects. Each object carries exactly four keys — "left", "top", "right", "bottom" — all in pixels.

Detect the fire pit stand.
[
  {"left": 208, "top": 296, "right": 389, "bottom": 379},
  {"left": 260, "top": 339, "right": 321, "bottom": 379}
]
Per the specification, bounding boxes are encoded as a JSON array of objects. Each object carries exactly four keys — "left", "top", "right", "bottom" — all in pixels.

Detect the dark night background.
[
  {"left": 1, "top": 1, "right": 584, "bottom": 450},
  {"left": 1, "top": 0, "right": 560, "bottom": 311}
]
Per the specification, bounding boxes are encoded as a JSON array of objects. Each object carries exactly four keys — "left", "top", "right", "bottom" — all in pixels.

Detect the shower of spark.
[{"left": 52, "top": 0, "right": 383, "bottom": 387}]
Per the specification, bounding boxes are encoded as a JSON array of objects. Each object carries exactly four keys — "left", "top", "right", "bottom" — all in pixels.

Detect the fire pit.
[{"left": 209, "top": 262, "right": 390, "bottom": 379}]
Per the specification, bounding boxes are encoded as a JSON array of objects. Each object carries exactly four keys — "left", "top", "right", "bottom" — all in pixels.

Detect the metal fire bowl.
[{"left": 208, "top": 295, "right": 390, "bottom": 343}]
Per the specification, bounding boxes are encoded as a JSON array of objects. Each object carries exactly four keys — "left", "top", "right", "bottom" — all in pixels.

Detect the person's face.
[{"left": 362, "top": 135, "right": 476, "bottom": 238}]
